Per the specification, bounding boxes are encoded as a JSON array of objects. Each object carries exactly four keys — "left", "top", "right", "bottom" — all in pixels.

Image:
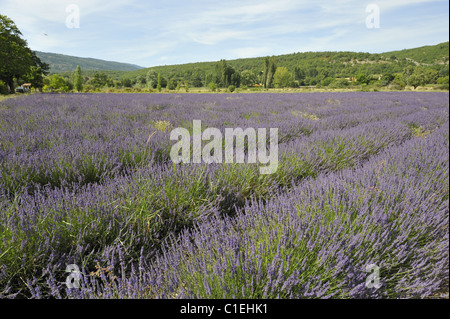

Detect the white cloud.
[{"left": 0, "top": 0, "right": 447, "bottom": 66}]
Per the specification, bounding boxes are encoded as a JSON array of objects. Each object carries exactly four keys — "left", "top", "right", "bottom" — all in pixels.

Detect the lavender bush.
[{"left": 0, "top": 92, "right": 448, "bottom": 298}]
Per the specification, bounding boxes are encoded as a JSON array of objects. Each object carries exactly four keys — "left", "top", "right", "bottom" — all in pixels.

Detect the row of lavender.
[
  {"left": 0, "top": 92, "right": 448, "bottom": 298},
  {"left": 0, "top": 93, "right": 446, "bottom": 196},
  {"left": 60, "top": 122, "right": 448, "bottom": 299}
]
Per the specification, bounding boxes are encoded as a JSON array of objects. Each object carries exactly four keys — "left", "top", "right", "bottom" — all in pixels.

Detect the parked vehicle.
[{"left": 15, "top": 86, "right": 30, "bottom": 93}]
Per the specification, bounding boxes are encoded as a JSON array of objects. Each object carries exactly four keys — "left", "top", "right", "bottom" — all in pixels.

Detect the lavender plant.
[{"left": 0, "top": 92, "right": 448, "bottom": 299}]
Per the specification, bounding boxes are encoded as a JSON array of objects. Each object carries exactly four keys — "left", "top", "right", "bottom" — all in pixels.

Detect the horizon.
[{"left": 1, "top": 0, "right": 449, "bottom": 68}]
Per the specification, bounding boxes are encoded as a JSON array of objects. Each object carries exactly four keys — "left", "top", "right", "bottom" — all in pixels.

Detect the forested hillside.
[{"left": 42, "top": 42, "right": 449, "bottom": 92}]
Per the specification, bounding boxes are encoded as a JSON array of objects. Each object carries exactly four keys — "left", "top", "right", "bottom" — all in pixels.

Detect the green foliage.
[
  {"left": 228, "top": 85, "right": 236, "bottom": 92},
  {"left": 215, "top": 59, "right": 237, "bottom": 87},
  {"left": 0, "top": 15, "right": 48, "bottom": 93},
  {"left": 0, "top": 80, "right": 8, "bottom": 94},
  {"left": 386, "top": 42, "right": 449, "bottom": 64},
  {"left": 44, "top": 74, "right": 70, "bottom": 92},
  {"left": 146, "top": 71, "right": 158, "bottom": 89},
  {"left": 74, "top": 65, "right": 83, "bottom": 92},
  {"left": 356, "top": 73, "right": 369, "bottom": 85},
  {"left": 389, "top": 74, "right": 406, "bottom": 90},
  {"left": 209, "top": 82, "right": 217, "bottom": 92},
  {"left": 156, "top": 73, "right": 162, "bottom": 92},
  {"left": 263, "top": 56, "right": 277, "bottom": 88},
  {"left": 240, "top": 70, "right": 257, "bottom": 87},
  {"left": 123, "top": 78, "right": 132, "bottom": 88},
  {"left": 89, "top": 72, "right": 113, "bottom": 88},
  {"left": 331, "top": 78, "right": 350, "bottom": 88},
  {"left": 321, "top": 77, "right": 334, "bottom": 87},
  {"left": 167, "top": 78, "right": 178, "bottom": 91},
  {"left": 273, "top": 67, "right": 293, "bottom": 88},
  {"left": 380, "top": 73, "right": 395, "bottom": 86},
  {"left": 437, "top": 76, "right": 449, "bottom": 85}
]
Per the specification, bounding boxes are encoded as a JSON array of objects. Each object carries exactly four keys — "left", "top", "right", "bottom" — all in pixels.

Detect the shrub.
[
  {"left": 0, "top": 80, "right": 8, "bottom": 94},
  {"left": 228, "top": 85, "right": 236, "bottom": 93},
  {"left": 209, "top": 83, "right": 217, "bottom": 92}
]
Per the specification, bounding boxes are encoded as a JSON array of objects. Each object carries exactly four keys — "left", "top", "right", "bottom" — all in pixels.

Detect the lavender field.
[{"left": 0, "top": 92, "right": 448, "bottom": 299}]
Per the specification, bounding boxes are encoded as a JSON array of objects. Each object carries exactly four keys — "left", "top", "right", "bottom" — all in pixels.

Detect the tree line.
[
  {"left": 0, "top": 15, "right": 49, "bottom": 94},
  {"left": 40, "top": 56, "right": 449, "bottom": 93}
]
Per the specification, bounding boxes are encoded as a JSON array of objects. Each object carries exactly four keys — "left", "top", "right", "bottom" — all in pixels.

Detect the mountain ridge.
[{"left": 35, "top": 51, "right": 145, "bottom": 73}]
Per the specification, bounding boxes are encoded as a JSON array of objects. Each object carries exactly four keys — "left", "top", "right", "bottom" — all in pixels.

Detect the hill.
[
  {"left": 118, "top": 42, "right": 449, "bottom": 85},
  {"left": 35, "top": 51, "right": 145, "bottom": 73},
  {"left": 386, "top": 42, "right": 449, "bottom": 65}
]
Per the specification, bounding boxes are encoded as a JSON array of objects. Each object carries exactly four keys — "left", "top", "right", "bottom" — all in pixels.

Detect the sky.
[{"left": 1, "top": 0, "right": 448, "bottom": 67}]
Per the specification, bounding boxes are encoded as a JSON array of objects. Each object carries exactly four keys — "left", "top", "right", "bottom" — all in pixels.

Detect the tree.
[
  {"left": 209, "top": 82, "right": 217, "bottom": 92},
  {"left": 273, "top": 67, "right": 293, "bottom": 88},
  {"left": 332, "top": 78, "right": 349, "bottom": 88},
  {"left": 74, "top": 65, "right": 83, "bottom": 92},
  {"left": 356, "top": 73, "right": 369, "bottom": 85},
  {"left": 25, "top": 66, "right": 45, "bottom": 92},
  {"left": 406, "top": 67, "right": 435, "bottom": 89},
  {"left": 146, "top": 71, "right": 158, "bottom": 89},
  {"left": 215, "top": 59, "right": 235, "bottom": 87},
  {"left": 0, "top": 80, "right": 8, "bottom": 94},
  {"left": 407, "top": 74, "right": 422, "bottom": 89},
  {"left": 380, "top": 73, "right": 394, "bottom": 86},
  {"left": 0, "top": 15, "right": 48, "bottom": 93},
  {"left": 240, "top": 70, "right": 256, "bottom": 87},
  {"left": 44, "top": 74, "right": 69, "bottom": 92},
  {"left": 264, "top": 56, "right": 277, "bottom": 88},
  {"left": 123, "top": 78, "right": 132, "bottom": 88},
  {"left": 263, "top": 57, "right": 270, "bottom": 88},
  {"left": 167, "top": 78, "right": 177, "bottom": 90},
  {"left": 89, "top": 72, "right": 109, "bottom": 88},
  {"left": 321, "top": 77, "right": 334, "bottom": 87},
  {"left": 230, "top": 72, "right": 240, "bottom": 87},
  {"left": 156, "top": 73, "right": 162, "bottom": 92}
]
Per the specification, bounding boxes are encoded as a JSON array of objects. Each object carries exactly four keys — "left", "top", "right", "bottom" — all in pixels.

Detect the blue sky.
[{"left": 1, "top": 0, "right": 448, "bottom": 67}]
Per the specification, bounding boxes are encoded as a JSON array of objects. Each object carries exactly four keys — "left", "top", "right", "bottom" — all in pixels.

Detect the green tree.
[
  {"left": 356, "top": 73, "right": 369, "bottom": 85},
  {"left": 265, "top": 57, "right": 277, "bottom": 88},
  {"left": 156, "top": 73, "right": 162, "bottom": 92},
  {"left": 123, "top": 78, "right": 132, "bottom": 88},
  {"left": 294, "top": 67, "right": 306, "bottom": 83},
  {"left": 240, "top": 70, "right": 256, "bottom": 87},
  {"left": 380, "top": 73, "right": 395, "bottom": 86},
  {"left": 209, "top": 82, "right": 217, "bottom": 92},
  {"left": 146, "top": 71, "right": 158, "bottom": 89},
  {"left": 25, "top": 66, "right": 45, "bottom": 92},
  {"left": 0, "top": 80, "right": 8, "bottom": 94},
  {"left": 0, "top": 15, "right": 48, "bottom": 93},
  {"left": 74, "top": 65, "right": 83, "bottom": 92},
  {"left": 321, "top": 77, "right": 334, "bottom": 87},
  {"left": 407, "top": 74, "right": 423, "bottom": 89},
  {"left": 263, "top": 57, "right": 269, "bottom": 88},
  {"left": 332, "top": 78, "right": 349, "bottom": 88},
  {"left": 406, "top": 67, "right": 434, "bottom": 89},
  {"left": 273, "top": 67, "right": 293, "bottom": 88},
  {"left": 44, "top": 74, "right": 69, "bottom": 92},
  {"left": 190, "top": 75, "right": 203, "bottom": 87},
  {"left": 167, "top": 78, "right": 177, "bottom": 90},
  {"left": 89, "top": 72, "right": 109, "bottom": 88},
  {"left": 215, "top": 59, "right": 235, "bottom": 87}
]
